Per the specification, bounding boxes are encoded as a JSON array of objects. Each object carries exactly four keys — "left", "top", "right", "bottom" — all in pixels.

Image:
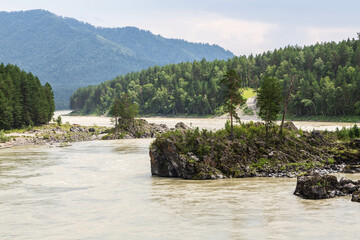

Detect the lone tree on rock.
[
  {"left": 109, "top": 93, "right": 138, "bottom": 135},
  {"left": 220, "top": 69, "right": 244, "bottom": 139},
  {"left": 257, "top": 76, "right": 283, "bottom": 141}
]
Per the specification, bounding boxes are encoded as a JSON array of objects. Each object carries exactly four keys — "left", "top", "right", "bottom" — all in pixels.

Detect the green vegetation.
[
  {"left": 0, "top": 10, "right": 233, "bottom": 109},
  {"left": 109, "top": 94, "right": 139, "bottom": 134},
  {"left": 220, "top": 69, "right": 244, "bottom": 138},
  {"left": 150, "top": 121, "right": 347, "bottom": 179},
  {"left": 0, "top": 63, "right": 55, "bottom": 130},
  {"left": 283, "top": 114, "right": 360, "bottom": 122},
  {"left": 257, "top": 76, "right": 283, "bottom": 140},
  {"left": 56, "top": 116, "right": 62, "bottom": 126},
  {"left": 0, "top": 130, "right": 10, "bottom": 143},
  {"left": 242, "top": 88, "right": 256, "bottom": 100},
  {"left": 71, "top": 37, "right": 360, "bottom": 119},
  {"left": 336, "top": 124, "right": 360, "bottom": 140},
  {"left": 242, "top": 105, "right": 254, "bottom": 115}
]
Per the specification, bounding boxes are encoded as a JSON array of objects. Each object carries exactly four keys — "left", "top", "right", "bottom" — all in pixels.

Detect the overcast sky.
[{"left": 1, "top": 0, "right": 359, "bottom": 55}]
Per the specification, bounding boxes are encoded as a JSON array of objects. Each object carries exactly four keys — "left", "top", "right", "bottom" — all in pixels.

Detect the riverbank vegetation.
[
  {"left": 71, "top": 38, "right": 360, "bottom": 120},
  {"left": 150, "top": 121, "right": 360, "bottom": 180},
  {"left": 0, "top": 63, "right": 55, "bottom": 130},
  {"left": 284, "top": 114, "right": 360, "bottom": 123}
]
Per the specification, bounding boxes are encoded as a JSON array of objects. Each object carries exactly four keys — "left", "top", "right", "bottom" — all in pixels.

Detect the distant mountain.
[{"left": 0, "top": 10, "right": 234, "bottom": 109}]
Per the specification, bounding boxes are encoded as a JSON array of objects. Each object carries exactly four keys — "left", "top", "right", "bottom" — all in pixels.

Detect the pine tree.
[
  {"left": 220, "top": 69, "right": 244, "bottom": 139},
  {"left": 257, "top": 76, "right": 283, "bottom": 141}
]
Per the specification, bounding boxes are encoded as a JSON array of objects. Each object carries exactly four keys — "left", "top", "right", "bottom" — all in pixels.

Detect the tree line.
[
  {"left": 70, "top": 38, "right": 360, "bottom": 117},
  {"left": 0, "top": 63, "right": 55, "bottom": 130}
]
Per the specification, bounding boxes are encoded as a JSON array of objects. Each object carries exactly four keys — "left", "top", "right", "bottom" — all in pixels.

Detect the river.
[
  {"left": 55, "top": 110, "right": 357, "bottom": 131},
  {"left": 1, "top": 112, "right": 360, "bottom": 239}
]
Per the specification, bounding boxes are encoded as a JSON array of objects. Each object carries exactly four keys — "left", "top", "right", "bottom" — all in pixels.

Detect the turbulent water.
[{"left": 1, "top": 112, "right": 360, "bottom": 239}]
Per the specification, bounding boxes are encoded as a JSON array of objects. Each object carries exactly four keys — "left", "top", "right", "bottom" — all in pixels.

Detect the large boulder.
[
  {"left": 294, "top": 173, "right": 359, "bottom": 200},
  {"left": 175, "top": 122, "right": 190, "bottom": 131},
  {"left": 294, "top": 173, "right": 342, "bottom": 199}
]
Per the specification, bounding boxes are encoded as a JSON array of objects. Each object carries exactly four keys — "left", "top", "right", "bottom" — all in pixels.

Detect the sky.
[{"left": 1, "top": 0, "right": 359, "bottom": 55}]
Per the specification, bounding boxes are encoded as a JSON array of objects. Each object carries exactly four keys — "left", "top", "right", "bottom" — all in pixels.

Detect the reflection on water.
[{"left": 1, "top": 139, "right": 360, "bottom": 239}]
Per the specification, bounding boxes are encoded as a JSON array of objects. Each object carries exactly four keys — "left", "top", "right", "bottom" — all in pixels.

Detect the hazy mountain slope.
[{"left": 0, "top": 10, "right": 234, "bottom": 109}]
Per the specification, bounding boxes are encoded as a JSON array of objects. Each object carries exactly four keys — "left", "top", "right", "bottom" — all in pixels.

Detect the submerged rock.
[{"left": 294, "top": 173, "right": 359, "bottom": 201}]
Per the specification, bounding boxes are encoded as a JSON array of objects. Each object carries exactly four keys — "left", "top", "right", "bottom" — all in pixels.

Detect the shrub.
[
  {"left": 0, "top": 130, "right": 10, "bottom": 143},
  {"left": 336, "top": 124, "right": 360, "bottom": 140},
  {"left": 327, "top": 158, "right": 335, "bottom": 164},
  {"left": 353, "top": 124, "right": 360, "bottom": 138},
  {"left": 242, "top": 105, "right": 254, "bottom": 115},
  {"left": 56, "top": 116, "right": 62, "bottom": 126}
]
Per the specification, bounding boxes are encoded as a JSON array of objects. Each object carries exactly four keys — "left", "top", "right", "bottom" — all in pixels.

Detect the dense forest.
[
  {"left": 0, "top": 63, "right": 55, "bottom": 130},
  {"left": 70, "top": 38, "right": 360, "bottom": 117},
  {"left": 0, "top": 10, "right": 233, "bottom": 109}
]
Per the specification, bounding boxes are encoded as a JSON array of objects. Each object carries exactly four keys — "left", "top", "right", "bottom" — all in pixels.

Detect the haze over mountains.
[{"left": 0, "top": 9, "right": 234, "bottom": 109}]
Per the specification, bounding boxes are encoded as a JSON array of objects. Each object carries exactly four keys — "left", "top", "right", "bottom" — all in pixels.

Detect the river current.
[{"left": 1, "top": 112, "right": 360, "bottom": 239}]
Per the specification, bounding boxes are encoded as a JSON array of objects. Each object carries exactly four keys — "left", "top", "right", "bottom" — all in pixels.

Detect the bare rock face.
[
  {"left": 294, "top": 173, "right": 359, "bottom": 201},
  {"left": 149, "top": 139, "right": 196, "bottom": 179},
  {"left": 149, "top": 138, "right": 224, "bottom": 180}
]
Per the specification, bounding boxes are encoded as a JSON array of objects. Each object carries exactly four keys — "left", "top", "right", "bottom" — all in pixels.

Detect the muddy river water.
[{"left": 1, "top": 112, "right": 360, "bottom": 239}]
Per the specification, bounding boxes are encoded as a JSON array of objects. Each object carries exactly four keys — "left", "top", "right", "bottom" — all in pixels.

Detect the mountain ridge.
[{"left": 0, "top": 9, "right": 234, "bottom": 109}]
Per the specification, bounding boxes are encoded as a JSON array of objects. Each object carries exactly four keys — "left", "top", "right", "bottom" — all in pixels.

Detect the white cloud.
[
  {"left": 136, "top": 13, "right": 279, "bottom": 56},
  {"left": 305, "top": 27, "right": 359, "bottom": 44}
]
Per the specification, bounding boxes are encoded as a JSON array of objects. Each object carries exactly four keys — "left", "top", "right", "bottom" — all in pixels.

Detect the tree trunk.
[
  {"left": 115, "top": 116, "right": 118, "bottom": 138},
  {"left": 230, "top": 96, "right": 234, "bottom": 140},
  {"left": 265, "top": 124, "right": 269, "bottom": 143},
  {"left": 280, "top": 76, "right": 295, "bottom": 134},
  {"left": 230, "top": 112, "right": 233, "bottom": 140}
]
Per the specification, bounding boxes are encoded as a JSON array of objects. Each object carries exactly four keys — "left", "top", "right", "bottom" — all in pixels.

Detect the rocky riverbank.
[
  {"left": 0, "top": 124, "right": 109, "bottom": 149},
  {"left": 149, "top": 121, "right": 360, "bottom": 180},
  {"left": 0, "top": 119, "right": 172, "bottom": 149}
]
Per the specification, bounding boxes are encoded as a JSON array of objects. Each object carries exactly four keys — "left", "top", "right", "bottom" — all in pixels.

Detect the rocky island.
[{"left": 149, "top": 121, "right": 360, "bottom": 180}]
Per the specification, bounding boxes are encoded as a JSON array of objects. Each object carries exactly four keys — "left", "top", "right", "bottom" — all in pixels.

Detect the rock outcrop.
[
  {"left": 294, "top": 173, "right": 360, "bottom": 201},
  {"left": 149, "top": 139, "right": 224, "bottom": 180},
  {"left": 101, "top": 119, "right": 169, "bottom": 139}
]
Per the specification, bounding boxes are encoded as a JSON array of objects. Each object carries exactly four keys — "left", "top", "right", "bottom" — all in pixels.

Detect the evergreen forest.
[
  {"left": 70, "top": 38, "right": 360, "bottom": 117},
  {"left": 0, "top": 63, "right": 55, "bottom": 130}
]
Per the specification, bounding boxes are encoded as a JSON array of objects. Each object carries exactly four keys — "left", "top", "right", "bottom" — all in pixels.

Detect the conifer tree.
[
  {"left": 257, "top": 76, "right": 282, "bottom": 141},
  {"left": 220, "top": 69, "right": 244, "bottom": 139},
  {"left": 0, "top": 63, "right": 55, "bottom": 130}
]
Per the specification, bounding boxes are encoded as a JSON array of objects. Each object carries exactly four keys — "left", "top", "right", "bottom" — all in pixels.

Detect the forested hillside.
[
  {"left": 0, "top": 63, "right": 55, "bottom": 130},
  {"left": 70, "top": 38, "right": 360, "bottom": 117},
  {"left": 0, "top": 10, "right": 233, "bottom": 109}
]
